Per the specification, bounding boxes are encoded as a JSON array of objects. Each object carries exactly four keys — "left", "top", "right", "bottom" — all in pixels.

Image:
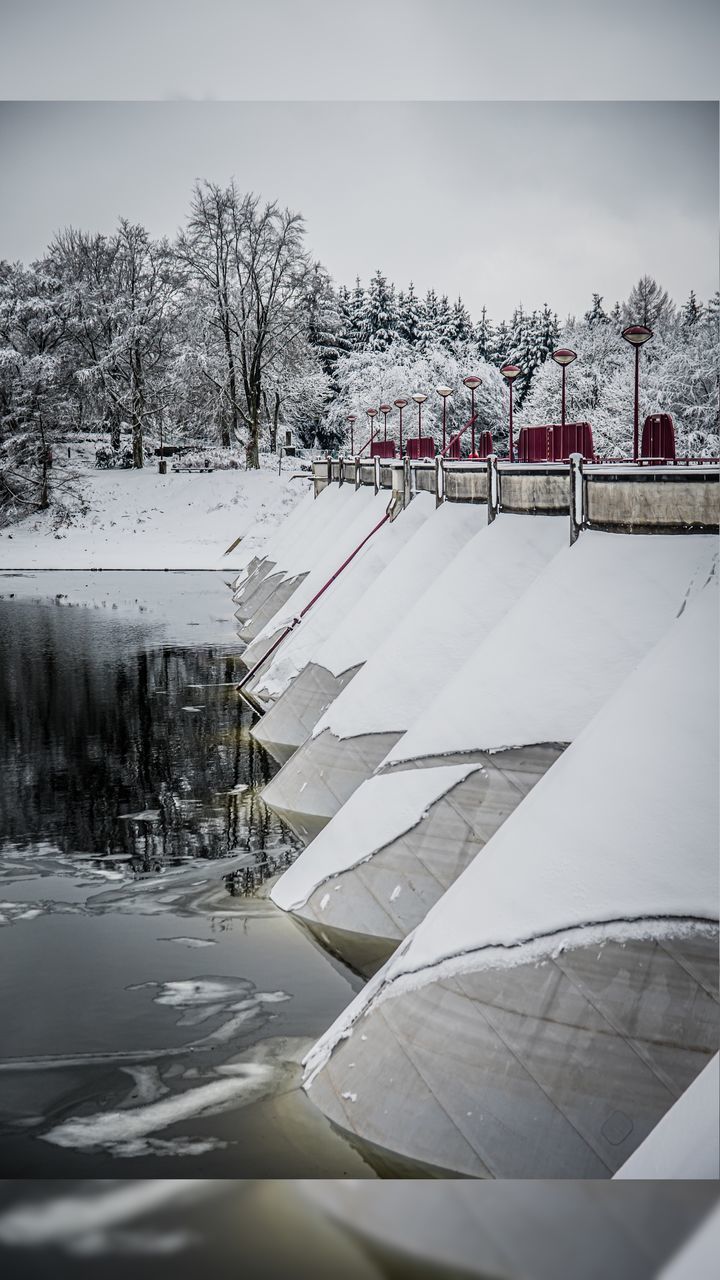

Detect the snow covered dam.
[{"left": 234, "top": 454, "right": 719, "bottom": 1177}]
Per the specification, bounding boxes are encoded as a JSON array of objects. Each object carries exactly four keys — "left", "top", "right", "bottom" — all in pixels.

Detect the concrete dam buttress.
[{"left": 237, "top": 455, "right": 719, "bottom": 1179}]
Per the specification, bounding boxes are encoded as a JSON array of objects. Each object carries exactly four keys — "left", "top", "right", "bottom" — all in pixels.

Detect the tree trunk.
[
  {"left": 245, "top": 408, "right": 260, "bottom": 469},
  {"left": 272, "top": 390, "right": 280, "bottom": 452},
  {"left": 38, "top": 416, "right": 49, "bottom": 510},
  {"left": 131, "top": 353, "right": 144, "bottom": 468},
  {"left": 221, "top": 301, "right": 238, "bottom": 448},
  {"left": 110, "top": 404, "right": 121, "bottom": 451}
]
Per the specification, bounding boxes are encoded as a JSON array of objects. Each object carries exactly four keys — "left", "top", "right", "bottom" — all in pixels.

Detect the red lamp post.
[
  {"left": 394, "top": 398, "right": 408, "bottom": 454},
  {"left": 411, "top": 392, "right": 427, "bottom": 443},
  {"left": 551, "top": 348, "right": 577, "bottom": 427},
  {"left": 366, "top": 407, "right": 378, "bottom": 449},
  {"left": 622, "top": 325, "right": 653, "bottom": 461},
  {"left": 379, "top": 403, "right": 392, "bottom": 441},
  {"left": 346, "top": 414, "right": 357, "bottom": 454},
  {"left": 435, "top": 385, "right": 453, "bottom": 453},
  {"left": 500, "top": 364, "right": 522, "bottom": 463},
  {"left": 462, "top": 375, "right": 482, "bottom": 457}
]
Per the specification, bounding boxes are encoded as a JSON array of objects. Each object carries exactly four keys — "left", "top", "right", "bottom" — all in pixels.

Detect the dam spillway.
[{"left": 235, "top": 453, "right": 719, "bottom": 1178}]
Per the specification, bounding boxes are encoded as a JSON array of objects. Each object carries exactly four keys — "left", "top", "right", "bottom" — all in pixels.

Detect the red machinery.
[
  {"left": 406, "top": 437, "right": 436, "bottom": 460},
  {"left": 517, "top": 423, "right": 595, "bottom": 463},
  {"left": 641, "top": 413, "right": 676, "bottom": 462},
  {"left": 369, "top": 440, "right": 397, "bottom": 459}
]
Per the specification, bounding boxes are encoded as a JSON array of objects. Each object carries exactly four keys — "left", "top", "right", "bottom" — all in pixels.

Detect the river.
[{"left": 0, "top": 571, "right": 374, "bottom": 1178}]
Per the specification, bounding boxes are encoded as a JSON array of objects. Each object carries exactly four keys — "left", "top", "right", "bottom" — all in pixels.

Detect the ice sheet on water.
[
  {"left": 159, "top": 936, "right": 217, "bottom": 948},
  {"left": 42, "top": 1065, "right": 275, "bottom": 1156},
  {"left": 0, "top": 1180, "right": 214, "bottom": 1253}
]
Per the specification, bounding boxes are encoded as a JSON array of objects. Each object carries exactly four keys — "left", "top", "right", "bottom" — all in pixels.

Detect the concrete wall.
[
  {"left": 443, "top": 464, "right": 488, "bottom": 504},
  {"left": 585, "top": 468, "right": 720, "bottom": 533},
  {"left": 316, "top": 462, "right": 719, "bottom": 531},
  {"left": 498, "top": 465, "right": 569, "bottom": 515},
  {"left": 312, "top": 459, "right": 331, "bottom": 498},
  {"left": 307, "top": 929, "right": 719, "bottom": 1177}
]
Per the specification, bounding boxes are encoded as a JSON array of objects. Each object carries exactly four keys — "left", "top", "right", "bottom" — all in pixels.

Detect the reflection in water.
[
  {"left": 0, "top": 1179, "right": 718, "bottom": 1280},
  {"left": 0, "top": 589, "right": 370, "bottom": 1178},
  {"left": 0, "top": 598, "right": 291, "bottom": 874}
]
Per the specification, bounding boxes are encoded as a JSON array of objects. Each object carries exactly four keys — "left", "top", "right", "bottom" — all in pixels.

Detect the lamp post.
[
  {"left": 462, "top": 375, "right": 482, "bottom": 457},
  {"left": 551, "top": 348, "right": 577, "bottom": 428},
  {"left": 500, "top": 364, "right": 522, "bottom": 463},
  {"left": 411, "top": 393, "right": 427, "bottom": 445},
  {"left": 379, "top": 403, "right": 392, "bottom": 441},
  {"left": 622, "top": 325, "right": 653, "bottom": 462},
  {"left": 394, "top": 398, "right": 408, "bottom": 454},
  {"left": 366, "top": 407, "right": 378, "bottom": 450},
  {"left": 435, "top": 386, "right": 453, "bottom": 453},
  {"left": 346, "top": 414, "right": 357, "bottom": 455}
]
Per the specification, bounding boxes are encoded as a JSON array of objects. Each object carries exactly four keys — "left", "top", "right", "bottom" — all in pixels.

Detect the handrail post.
[
  {"left": 487, "top": 454, "right": 499, "bottom": 523},
  {"left": 569, "top": 451, "right": 584, "bottom": 545},
  {"left": 435, "top": 453, "right": 444, "bottom": 507},
  {"left": 373, "top": 454, "right": 380, "bottom": 495},
  {"left": 403, "top": 456, "right": 411, "bottom": 508},
  {"left": 355, "top": 455, "right": 361, "bottom": 491}
]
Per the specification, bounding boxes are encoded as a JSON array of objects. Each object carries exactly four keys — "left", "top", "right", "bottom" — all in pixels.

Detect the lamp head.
[
  {"left": 435, "top": 385, "right": 453, "bottom": 398},
  {"left": 622, "top": 324, "right": 653, "bottom": 347},
  {"left": 552, "top": 348, "right": 577, "bottom": 367},
  {"left": 378, "top": 403, "right": 392, "bottom": 413},
  {"left": 462, "top": 375, "right": 482, "bottom": 391},
  {"left": 394, "top": 398, "right": 408, "bottom": 409},
  {"left": 500, "top": 363, "right": 522, "bottom": 382},
  {"left": 411, "top": 393, "right": 427, "bottom": 404}
]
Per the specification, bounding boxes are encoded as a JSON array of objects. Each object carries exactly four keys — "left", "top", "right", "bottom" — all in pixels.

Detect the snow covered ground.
[{"left": 0, "top": 442, "right": 306, "bottom": 571}]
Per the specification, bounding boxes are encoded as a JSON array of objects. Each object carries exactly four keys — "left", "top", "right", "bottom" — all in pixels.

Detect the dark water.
[{"left": 0, "top": 583, "right": 372, "bottom": 1178}]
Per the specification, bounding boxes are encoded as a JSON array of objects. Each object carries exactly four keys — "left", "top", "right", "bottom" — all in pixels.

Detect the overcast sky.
[
  {"left": 2, "top": 0, "right": 719, "bottom": 101},
  {"left": 1, "top": 100, "right": 716, "bottom": 321}
]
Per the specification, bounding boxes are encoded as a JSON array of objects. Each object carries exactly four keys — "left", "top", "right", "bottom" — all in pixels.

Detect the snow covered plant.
[
  {"left": 519, "top": 293, "right": 719, "bottom": 458},
  {"left": 326, "top": 344, "right": 508, "bottom": 453}
]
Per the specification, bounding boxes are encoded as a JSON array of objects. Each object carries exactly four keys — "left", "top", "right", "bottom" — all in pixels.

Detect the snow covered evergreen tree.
[
  {"left": 418, "top": 288, "right": 439, "bottom": 351},
  {"left": 623, "top": 275, "right": 674, "bottom": 328},
  {"left": 680, "top": 290, "right": 704, "bottom": 331},
  {"left": 304, "top": 264, "right": 347, "bottom": 385},
  {"left": 396, "top": 281, "right": 422, "bottom": 346},
  {"left": 435, "top": 294, "right": 453, "bottom": 350},
  {"left": 446, "top": 297, "right": 473, "bottom": 351},
  {"left": 363, "top": 270, "right": 396, "bottom": 352},
  {"left": 475, "top": 307, "right": 493, "bottom": 361},
  {"left": 349, "top": 277, "right": 367, "bottom": 349},
  {"left": 584, "top": 293, "right": 609, "bottom": 327}
]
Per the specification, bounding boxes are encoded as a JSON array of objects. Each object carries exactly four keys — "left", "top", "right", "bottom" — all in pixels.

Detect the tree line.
[{"left": 0, "top": 177, "right": 717, "bottom": 523}]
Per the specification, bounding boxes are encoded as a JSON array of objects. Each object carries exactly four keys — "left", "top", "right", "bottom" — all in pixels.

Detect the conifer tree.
[
  {"left": 475, "top": 306, "right": 493, "bottom": 361},
  {"left": 364, "top": 269, "right": 396, "bottom": 352},
  {"left": 680, "top": 290, "right": 704, "bottom": 330},
  {"left": 448, "top": 296, "right": 474, "bottom": 349},
  {"left": 349, "top": 277, "right": 367, "bottom": 349},
  {"left": 623, "top": 275, "right": 674, "bottom": 328},
  {"left": 435, "top": 294, "right": 453, "bottom": 349},
  {"left": 418, "top": 288, "right": 439, "bottom": 350},
  {"left": 584, "top": 293, "right": 609, "bottom": 327},
  {"left": 397, "top": 281, "right": 422, "bottom": 346}
]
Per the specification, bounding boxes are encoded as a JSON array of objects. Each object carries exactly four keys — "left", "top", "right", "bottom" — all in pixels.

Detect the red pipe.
[
  {"left": 441, "top": 412, "right": 478, "bottom": 458},
  {"left": 237, "top": 509, "right": 392, "bottom": 691}
]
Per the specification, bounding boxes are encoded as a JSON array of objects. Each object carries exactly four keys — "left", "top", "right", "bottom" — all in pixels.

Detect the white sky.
[{"left": 1, "top": 101, "right": 716, "bottom": 321}]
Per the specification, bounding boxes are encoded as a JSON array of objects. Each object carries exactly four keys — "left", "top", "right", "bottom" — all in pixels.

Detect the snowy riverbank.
[{"left": 0, "top": 442, "right": 306, "bottom": 571}]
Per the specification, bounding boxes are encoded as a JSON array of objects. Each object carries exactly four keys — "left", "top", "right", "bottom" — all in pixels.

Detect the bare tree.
[
  {"left": 51, "top": 222, "right": 184, "bottom": 467},
  {"left": 179, "top": 182, "right": 311, "bottom": 467}
]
